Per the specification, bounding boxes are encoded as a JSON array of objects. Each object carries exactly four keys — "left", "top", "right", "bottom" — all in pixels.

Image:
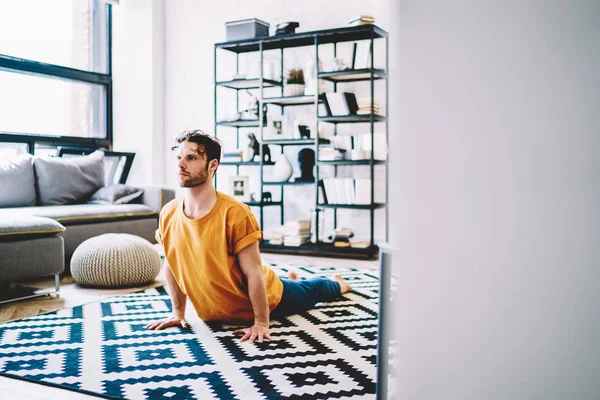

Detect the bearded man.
[{"left": 146, "top": 130, "right": 351, "bottom": 343}]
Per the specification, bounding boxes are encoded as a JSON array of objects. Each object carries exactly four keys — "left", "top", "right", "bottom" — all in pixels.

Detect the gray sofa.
[{"left": 0, "top": 151, "right": 174, "bottom": 296}]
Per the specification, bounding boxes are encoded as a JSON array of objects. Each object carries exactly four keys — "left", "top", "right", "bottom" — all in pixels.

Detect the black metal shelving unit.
[{"left": 214, "top": 24, "right": 389, "bottom": 259}]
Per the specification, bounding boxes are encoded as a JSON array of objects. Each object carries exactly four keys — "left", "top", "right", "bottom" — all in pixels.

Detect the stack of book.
[
  {"left": 349, "top": 15, "right": 375, "bottom": 26},
  {"left": 319, "top": 145, "right": 345, "bottom": 161},
  {"left": 269, "top": 226, "right": 285, "bottom": 245},
  {"left": 357, "top": 98, "right": 381, "bottom": 115},
  {"left": 349, "top": 239, "right": 370, "bottom": 248},
  {"left": 331, "top": 227, "right": 354, "bottom": 247},
  {"left": 283, "top": 220, "right": 311, "bottom": 247}
]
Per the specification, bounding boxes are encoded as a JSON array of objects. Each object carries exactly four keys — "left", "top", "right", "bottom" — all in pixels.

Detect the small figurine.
[
  {"left": 298, "top": 125, "right": 311, "bottom": 139},
  {"left": 261, "top": 192, "right": 272, "bottom": 202},
  {"left": 295, "top": 148, "right": 315, "bottom": 182},
  {"left": 248, "top": 132, "right": 271, "bottom": 162}
]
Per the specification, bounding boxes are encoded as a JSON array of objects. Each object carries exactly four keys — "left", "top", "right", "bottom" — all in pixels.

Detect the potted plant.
[{"left": 284, "top": 68, "right": 305, "bottom": 97}]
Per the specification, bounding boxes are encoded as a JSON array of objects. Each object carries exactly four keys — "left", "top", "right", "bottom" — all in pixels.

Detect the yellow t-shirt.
[{"left": 155, "top": 191, "right": 283, "bottom": 323}]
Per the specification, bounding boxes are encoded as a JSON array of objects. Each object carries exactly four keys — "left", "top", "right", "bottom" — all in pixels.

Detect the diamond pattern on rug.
[
  {"left": 0, "top": 265, "right": 380, "bottom": 399},
  {"left": 243, "top": 358, "right": 376, "bottom": 399}
]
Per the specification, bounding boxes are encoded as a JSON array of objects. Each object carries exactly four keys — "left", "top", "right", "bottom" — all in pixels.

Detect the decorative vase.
[
  {"left": 273, "top": 154, "right": 293, "bottom": 182},
  {"left": 284, "top": 83, "right": 305, "bottom": 97},
  {"left": 304, "top": 58, "right": 325, "bottom": 96}
]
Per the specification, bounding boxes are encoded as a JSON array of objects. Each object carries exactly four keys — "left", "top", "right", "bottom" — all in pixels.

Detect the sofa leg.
[{"left": 0, "top": 275, "right": 61, "bottom": 304}]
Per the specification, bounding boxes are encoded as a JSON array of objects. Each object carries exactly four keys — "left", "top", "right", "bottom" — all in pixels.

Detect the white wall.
[
  {"left": 112, "top": 0, "right": 165, "bottom": 186},
  {"left": 162, "top": 0, "right": 395, "bottom": 240},
  {"left": 393, "top": 1, "right": 600, "bottom": 398}
]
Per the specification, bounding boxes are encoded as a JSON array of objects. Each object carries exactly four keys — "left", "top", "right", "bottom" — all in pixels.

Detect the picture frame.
[
  {"left": 264, "top": 116, "right": 285, "bottom": 139},
  {"left": 57, "top": 146, "right": 135, "bottom": 185},
  {"left": 228, "top": 175, "right": 251, "bottom": 202}
]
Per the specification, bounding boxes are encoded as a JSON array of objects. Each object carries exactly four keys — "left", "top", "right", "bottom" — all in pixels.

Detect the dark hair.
[{"left": 172, "top": 129, "right": 222, "bottom": 167}]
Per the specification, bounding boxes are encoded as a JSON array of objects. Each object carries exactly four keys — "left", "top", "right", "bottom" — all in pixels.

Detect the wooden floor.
[{"left": 0, "top": 253, "right": 378, "bottom": 399}]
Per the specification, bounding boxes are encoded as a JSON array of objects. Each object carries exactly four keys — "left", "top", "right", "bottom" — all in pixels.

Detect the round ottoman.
[{"left": 71, "top": 233, "right": 161, "bottom": 288}]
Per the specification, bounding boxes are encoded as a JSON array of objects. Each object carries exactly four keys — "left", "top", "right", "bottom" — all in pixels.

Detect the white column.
[{"left": 112, "top": 0, "right": 165, "bottom": 186}]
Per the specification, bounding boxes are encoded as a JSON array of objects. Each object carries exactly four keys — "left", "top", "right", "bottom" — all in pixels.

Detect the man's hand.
[
  {"left": 232, "top": 324, "right": 273, "bottom": 343},
  {"left": 146, "top": 315, "right": 188, "bottom": 330}
]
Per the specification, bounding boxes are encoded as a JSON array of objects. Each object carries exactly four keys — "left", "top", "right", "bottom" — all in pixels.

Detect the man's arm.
[
  {"left": 146, "top": 262, "right": 189, "bottom": 330},
  {"left": 232, "top": 241, "right": 273, "bottom": 343}
]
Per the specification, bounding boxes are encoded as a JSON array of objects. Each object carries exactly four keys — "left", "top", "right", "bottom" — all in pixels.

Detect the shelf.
[
  {"left": 214, "top": 23, "right": 389, "bottom": 260},
  {"left": 245, "top": 201, "right": 283, "bottom": 207},
  {"left": 318, "top": 68, "right": 387, "bottom": 82},
  {"left": 216, "top": 119, "right": 264, "bottom": 127},
  {"left": 263, "top": 180, "right": 315, "bottom": 186},
  {"left": 318, "top": 114, "right": 386, "bottom": 124},
  {"left": 318, "top": 203, "right": 387, "bottom": 210},
  {"left": 318, "top": 159, "right": 386, "bottom": 166},
  {"left": 216, "top": 24, "right": 388, "bottom": 54},
  {"left": 262, "top": 138, "right": 315, "bottom": 146},
  {"left": 259, "top": 241, "right": 378, "bottom": 260},
  {"left": 263, "top": 95, "right": 319, "bottom": 107},
  {"left": 220, "top": 161, "right": 275, "bottom": 166},
  {"left": 216, "top": 78, "right": 281, "bottom": 90}
]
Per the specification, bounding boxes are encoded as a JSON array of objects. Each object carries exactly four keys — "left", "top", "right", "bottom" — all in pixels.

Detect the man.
[{"left": 146, "top": 130, "right": 351, "bottom": 343}]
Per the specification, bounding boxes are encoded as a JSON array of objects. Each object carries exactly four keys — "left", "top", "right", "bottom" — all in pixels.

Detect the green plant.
[{"left": 286, "top": 69, "right": 305, "bottom": 85}]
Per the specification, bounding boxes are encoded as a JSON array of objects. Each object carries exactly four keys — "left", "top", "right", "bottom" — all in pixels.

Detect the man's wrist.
[{"left": 254, "top": 321, "right": 269, "bottom": 328}]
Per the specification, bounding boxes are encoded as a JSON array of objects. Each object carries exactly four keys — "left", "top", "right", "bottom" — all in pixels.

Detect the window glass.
[
  {"left": 0, "top": 70, "right": 106, "bottom": 138},
  {"left": 0, "top": 142, "right": 28, "bottom": 159},
  {"left": 0, "top": 0, "right": 109, "bottom": 73}
]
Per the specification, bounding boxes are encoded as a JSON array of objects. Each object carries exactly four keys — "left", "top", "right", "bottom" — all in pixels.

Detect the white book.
[
  {"left": 333, "top": 93, "right": 345, "bottom": 116},
  {"left": 347, "top": 178, "right": 356, "bottom": 204},
  {"left": 338, "top": 93, "right": 350, "bottom": 115},
  {"left": 335, "top": 178, "right": 347, "bottom": 204},
  {"left": 355, "top": 41, "right": 372, "bottom": 69},
  {"left": 324, "top": 178, "right": 336, "bottom": 204},
  {"left": 355, "top": 178, "right": 371, "bottom": 205},
  {"left": 361, "top": 132, "right": 388, "bottom": 160},
  {"left": 327, "top": 93, "right": 343, "bottom": 116}
]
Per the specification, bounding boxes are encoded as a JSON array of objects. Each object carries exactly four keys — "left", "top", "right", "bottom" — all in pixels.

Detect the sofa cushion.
[
  {"left": 0, "top": 204, "right": 157, "bottom": 226},
  {"left": 34, "top": 150, "right": 105, "bottom": 206},
  {"left": 0, "top": 153, "right": 36, "bottom": 207},
  {"left": 0, "top": 215, "right": 65, "bottom": 241},
  {"left": 88, "top": 184, "right": 144, "bottom": 205}
]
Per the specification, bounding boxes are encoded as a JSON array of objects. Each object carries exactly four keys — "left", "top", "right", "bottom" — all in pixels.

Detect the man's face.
[{"left": 176, "top": 141, "right": 210, "bottom": 188}]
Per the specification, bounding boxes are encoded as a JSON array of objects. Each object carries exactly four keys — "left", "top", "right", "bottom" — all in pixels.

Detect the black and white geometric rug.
[{"left": 0, "top": 265, "right": 380, "bottom": 399}]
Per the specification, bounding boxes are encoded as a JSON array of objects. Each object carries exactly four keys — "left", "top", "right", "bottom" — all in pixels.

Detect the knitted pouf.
[{"left": 71, "top": 233, "right": 161, "bottom": 288}]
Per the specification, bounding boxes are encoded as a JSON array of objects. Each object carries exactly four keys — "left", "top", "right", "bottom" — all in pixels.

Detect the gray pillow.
[
  {"left": 34, "top": 150, "right": 105, "bottom": 205},
  {"left": 88, "top": 184, "right": 144, "bottom": 205},
  {"left": 0, "top": 153, "right": 36, "bottom": 207}
]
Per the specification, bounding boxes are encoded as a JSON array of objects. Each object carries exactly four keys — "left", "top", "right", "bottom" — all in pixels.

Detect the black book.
[
  {"left": 318, "top": 179, "right": 328, "bottom": 204},
  {"left": 343, "top": 92, "right": 359, "bottom": 114},
  {"left": 319, "top": 93, "right": 333, "bottom": 116}
]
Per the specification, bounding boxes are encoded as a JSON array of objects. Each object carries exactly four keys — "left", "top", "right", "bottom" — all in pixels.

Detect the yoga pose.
[{"left": 146, "top": 130, "right": 351, "bottom": 343}]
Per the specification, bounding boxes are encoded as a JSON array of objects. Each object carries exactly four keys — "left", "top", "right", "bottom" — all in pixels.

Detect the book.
[
  {"left": 354, "top": 41, "right": 372, "bottom": 69},
  {"left": 354, "top": 178, "right": 371, "bottom": 205},
  {"left": 350, "top": 240, "right": 370, "bottom": 248},
  {"left": 334, "top": 240, "right": 351, "bottom": 248}
]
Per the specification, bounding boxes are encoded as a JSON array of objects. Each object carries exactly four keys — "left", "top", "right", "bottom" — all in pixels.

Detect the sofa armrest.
[{"left": 139, "top": 186, "right": 175, "bottom": 214}]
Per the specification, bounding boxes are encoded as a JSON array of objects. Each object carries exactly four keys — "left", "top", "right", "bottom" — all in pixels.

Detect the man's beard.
[{"left": 179, "top": 167, "right": 209, "bottom": 188}]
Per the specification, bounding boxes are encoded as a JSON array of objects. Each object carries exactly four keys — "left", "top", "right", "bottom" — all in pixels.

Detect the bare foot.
[
  {"left": 332, "top": 274, "right": 351, "bottom": 294},
  {"left": 287, "top": 270, "right": 299, "bottom": 281}
]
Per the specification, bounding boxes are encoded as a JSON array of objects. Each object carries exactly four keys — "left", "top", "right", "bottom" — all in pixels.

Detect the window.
[
  {"left": 0, "top": 70, "right": 106, "bottom": 138},
  {"left": 0, "top": 0, "right": 112, "bottom": 152}
]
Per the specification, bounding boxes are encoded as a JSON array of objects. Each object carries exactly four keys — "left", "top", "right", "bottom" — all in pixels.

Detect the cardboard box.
[{"left": 226, "top": 18, "right": 270, "bottom": 41}]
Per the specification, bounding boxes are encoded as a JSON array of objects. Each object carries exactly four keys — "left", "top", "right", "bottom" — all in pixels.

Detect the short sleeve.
[{"left": 231, "top": 207, "right": 263, "bottom": 254}]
